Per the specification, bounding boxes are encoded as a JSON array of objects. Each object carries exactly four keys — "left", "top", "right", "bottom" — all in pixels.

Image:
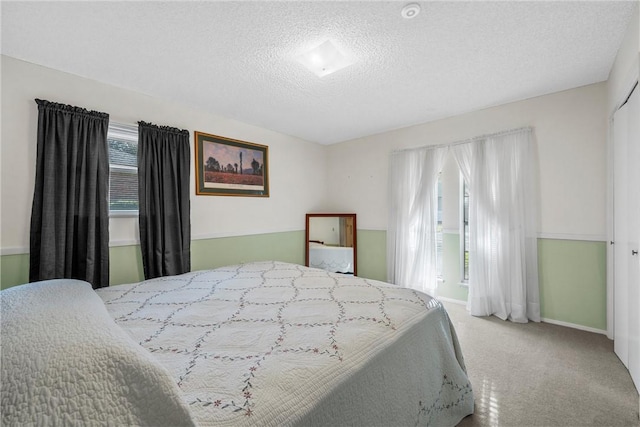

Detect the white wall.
[
  {"left": 0, "top": 55, "right": 327, "bottom": 253},
  {"left": 325, "top": 82, "right": 608, "bottom": 241}
]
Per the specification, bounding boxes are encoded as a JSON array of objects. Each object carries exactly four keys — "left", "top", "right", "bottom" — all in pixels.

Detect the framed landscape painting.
[{"left": 195, "top": 131, "right": 269, "bottom": 197}]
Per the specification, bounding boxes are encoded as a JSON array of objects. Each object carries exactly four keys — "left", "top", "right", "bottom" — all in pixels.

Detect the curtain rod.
[{"left": 391, "top": 126, "right": 533, "bottom": 154}]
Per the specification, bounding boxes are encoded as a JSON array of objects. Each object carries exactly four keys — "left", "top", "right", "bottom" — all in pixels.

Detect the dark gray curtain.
[
  {"left": 29, "top": 99, "right": 110, "bottom": 288},
  {"left": 138, "top": 121, "right": 191, "bottom": 279}
]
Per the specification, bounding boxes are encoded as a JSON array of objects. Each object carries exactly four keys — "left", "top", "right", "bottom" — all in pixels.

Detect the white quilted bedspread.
[
  {"left": 1, "top": 279, "right": 195, "bottom": 426},
  {"left": 97, "top": 261, "right": 474, "bottom": 426}
]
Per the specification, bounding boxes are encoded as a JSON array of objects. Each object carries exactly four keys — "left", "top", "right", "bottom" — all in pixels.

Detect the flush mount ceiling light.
[
  {"left": 401, "top": 3, "right": 421, "bottom": 19},
  {"left": 297, "top": 40, "right": 355, "bottom": 78}
]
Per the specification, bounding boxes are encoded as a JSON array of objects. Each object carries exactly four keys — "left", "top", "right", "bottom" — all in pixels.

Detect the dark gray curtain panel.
[
  {"left": 29, "top": 99, "right": 110, "bottom": 288},
  {"left": 138, "top": 121, "right": 191, "bottom": 279}
]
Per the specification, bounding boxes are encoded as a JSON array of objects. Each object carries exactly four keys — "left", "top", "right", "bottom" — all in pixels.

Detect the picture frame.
[{"left": 194, "top": 131, "right": 269, "bottom": 197}]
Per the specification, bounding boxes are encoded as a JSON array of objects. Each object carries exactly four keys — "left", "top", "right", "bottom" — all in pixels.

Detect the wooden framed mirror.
[{"left": 305, "top": 213, "right": 357, "bottom": 275}]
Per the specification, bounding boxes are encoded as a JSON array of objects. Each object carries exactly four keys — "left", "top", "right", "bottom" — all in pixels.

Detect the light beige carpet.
[{"left": 441, "top": 301, "right": 639, "bottom": 427}]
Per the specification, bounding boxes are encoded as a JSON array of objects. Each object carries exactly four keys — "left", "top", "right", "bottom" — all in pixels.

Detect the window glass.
[
  {"left": 107, "top": 124, "right": 138, "bottom": 214},
  {"left": 436, "top": 176, "right": 443, "bottom": 278},
  {"left": 461, "top": 177, "right": 469, "bottom": 281}
]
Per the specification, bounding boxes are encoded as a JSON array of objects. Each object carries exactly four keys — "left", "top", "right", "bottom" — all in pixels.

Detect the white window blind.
[{"left": 107, "top": 123, "right": 138, "bottom": 215}]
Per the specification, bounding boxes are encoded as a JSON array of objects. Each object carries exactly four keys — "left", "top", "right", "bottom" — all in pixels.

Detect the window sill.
[
  {"left": 458, "top": 282, "right": 469, "bottom": 288},
  {"left": 109, "top": 211, "right": 138, "bottom": 218}
]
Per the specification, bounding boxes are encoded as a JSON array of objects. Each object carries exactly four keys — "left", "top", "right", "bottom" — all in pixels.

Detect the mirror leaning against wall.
[{"left": 305, "top": 213, "right": 357, "bottom": 275}]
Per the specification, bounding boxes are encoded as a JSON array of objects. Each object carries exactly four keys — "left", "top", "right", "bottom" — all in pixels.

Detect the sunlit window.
[
  {"left": 436, "top": 176, "right": 443, "bottom": 278},
  {"left": 107, "top": 123, "right": 138, "bottom": 215},
  {"left": 460, "top": 175, "right": 469, "bottom": 282}
]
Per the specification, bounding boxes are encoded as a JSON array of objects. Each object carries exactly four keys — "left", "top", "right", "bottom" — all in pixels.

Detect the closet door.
[
  {"left": 613, "top": 95, "right": 629, "bottom": 368},
  {"left": 626, "top": 85, "right": 639, "bottom": 389},
  {"left": 613, "top": 83, "right": 639, "bottom": 391}
]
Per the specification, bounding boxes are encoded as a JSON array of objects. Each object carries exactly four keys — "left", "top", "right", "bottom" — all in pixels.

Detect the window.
[
  {"left": 436, "top": 176, "right": 443, "bottom": 278},
  {"left": 107, "top": 123, "right": 138, "bottom": 215},
  {"left": 460, "top": 175, "right": 469, "bottom": 282},
  {"left": 436, "top": 167, "right": 469, "bottom": 284}
]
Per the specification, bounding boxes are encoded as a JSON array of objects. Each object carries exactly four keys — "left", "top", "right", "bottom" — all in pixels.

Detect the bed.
[
  {"left": 308, "top": 242, "right": 355, "bottom": 273},
  {"left": 1, "top": 261, "right": 474, "bottom": 426}
]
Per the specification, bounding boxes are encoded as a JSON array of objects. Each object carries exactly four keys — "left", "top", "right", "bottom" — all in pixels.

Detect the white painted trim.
[
  {"left": 357, "top": 226, "right": 386, "bottom": 232},
  {"left": 2, "top": 230, "right": 608, "bottom": 256},
  {"left": 110, "top": 239, "right": 140, "bottom": 247},
  {"left": 191, "top": 227, "right": 301, "bottom": 241},
  {"left": 330, "top": 229, "right": 607, "bottom": 242},
  {"left": 1, "top": 247, "right": 29, "bottom": 256},
  {"left": 0, "top": 228, "right": 305, "bottom": 255},
  {"left": 362, "top": 229, "right": 606, "bottom": 242},
  {"left": 111, "top": 227, "right": 302, "bottom": 247},
  {"left": 537, "top": 233, "right": 606, "bottom": 242},
  {"left": 2, "top": 241, "right": 142, "bottom": 255},
  {"left": 436, "top": 296, "right": 467, "bottom": 306},
  {"left": 109, "top": 210, "right": 138, "bottom": 218},
  {"left": 541, "top": 317, "right": 607, "bottom": 336},
  {"left": 0, "top": 229, "right": 611, "bottom": 254}
]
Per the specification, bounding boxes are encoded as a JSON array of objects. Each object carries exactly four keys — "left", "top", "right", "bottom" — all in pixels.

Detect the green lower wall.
[
  {"left": 356, "top": 230, "right": 387, "bottom": 282},
  {"left": 1, "top": 253, "right": 30, "bottom": 289},
  {"left": 438, "top": 233, "right": 470, "bottom": 301},
  {"left": 0, "top": 229, "right": 607, "bottom": 331},
  {"left": 437, "top": 233, "right": 606, "bottom": 330},
  {"left": 0, "top": 231, "right": 306, "bottom": 289},
  {"left": 537, "top": 239, "right": 607, "bottom": 330},
  {"left": 191, "top": 231, "right": 305, "bottom": 273},
  {"left": 0, "top": 230, "right": 385, "bottom": 288}
]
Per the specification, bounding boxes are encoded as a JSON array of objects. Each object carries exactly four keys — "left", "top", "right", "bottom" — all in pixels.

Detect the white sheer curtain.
[
  {"left": 451, "top": 128, "right": 540, "bottom": 323},
  {"left": 387, "top": 146, "right": 448, "bottom": 295}
]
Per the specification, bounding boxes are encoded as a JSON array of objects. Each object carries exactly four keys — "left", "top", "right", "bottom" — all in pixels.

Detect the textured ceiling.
[{"left": 1, "top": 1, "right": 636, "bottom": 145}]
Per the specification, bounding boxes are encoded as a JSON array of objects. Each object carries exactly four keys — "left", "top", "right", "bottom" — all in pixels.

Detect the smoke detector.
[{"left": 401, "top": 3, "right": 421, "bottom": 19}]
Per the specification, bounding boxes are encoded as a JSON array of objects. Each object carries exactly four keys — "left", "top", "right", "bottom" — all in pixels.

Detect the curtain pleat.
[
  {"left": 387, "top": 146, "right": 448, "bottom": 296},
  {"left": 138, "top": 121, "right": 191, "bottom": 279},
  {"left": 29, "top": 99, "right": 110, "bottom": 288},
  {"left": 452, "top": 128, "right": 540, "bottom": 323}
]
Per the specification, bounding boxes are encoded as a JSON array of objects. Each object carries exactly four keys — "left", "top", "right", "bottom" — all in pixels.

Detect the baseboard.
[
  {"left": 437, "top": 298, "right": 607, "bottom": 335},
  {"left": 436, "top": 296, "right": 467, "bottom": 306},
  {"left": 541, "top": 317, "right": 607, "bottom": 335},
  {"left": 537, "top": 232, "right": 606, "bottom": 242}
]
